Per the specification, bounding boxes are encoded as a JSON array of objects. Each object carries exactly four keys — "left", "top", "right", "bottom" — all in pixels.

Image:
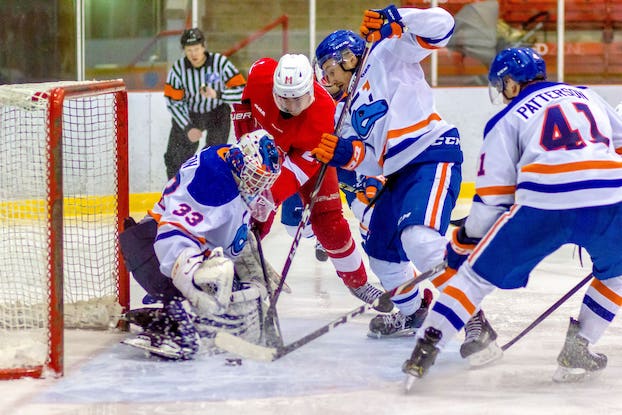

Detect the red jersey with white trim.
[
  {"left": 465, "top": 82, "right": 622, "bottom": 238},
  {"left": 340, "top": 7, "right": 461, "bottom": 177},
  {"left": 242, "top": 58, "right": 336, "bottom": 204}
]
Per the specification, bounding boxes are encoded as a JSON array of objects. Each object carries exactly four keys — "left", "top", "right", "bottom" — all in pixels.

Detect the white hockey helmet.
[
  {"left": 227, "top": 129, "right": 281, "bottom": 207},
  {"left": 273, "top": 54, "right": 315, "bottom": 115}
]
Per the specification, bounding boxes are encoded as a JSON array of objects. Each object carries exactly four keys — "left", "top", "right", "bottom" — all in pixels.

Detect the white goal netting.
[{"left": 0, "top": 81, "right": 128, "bottom": 377}]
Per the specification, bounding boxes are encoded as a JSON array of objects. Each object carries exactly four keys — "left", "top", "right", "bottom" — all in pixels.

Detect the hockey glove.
[
  {"left": 446, "top": 227, "right": 481, "bottom": 272},
  {"left": 311, "top": 133, "right": 365, "bottom": 170},
  {"left": 231, "top": 102, "right": 258, "bottom": 140},
  {"left": 356, "top": 175, "right": 385, "bottom": 204},
  {"left": 171, "top": 247, "right": 234, "bottom": 314},
  {"left": 360, "top": 5, "right": 404, "bottom": 42},
  {"left": 251, "top": 207, "right": 277, "bottom": 240}
]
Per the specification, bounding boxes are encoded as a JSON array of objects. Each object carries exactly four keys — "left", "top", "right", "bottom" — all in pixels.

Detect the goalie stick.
[
  {"left": 253, "top": 227, "right": 284, "bottom": 348},
  {"left": 501, "top": 272, "right": 593, "bottom": 351},
  {"left": 215, "top": 262, "right": 443, "bottom": 361}
]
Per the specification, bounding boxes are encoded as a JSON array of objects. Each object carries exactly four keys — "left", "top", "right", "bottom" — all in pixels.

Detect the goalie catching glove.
[
  {"left": 171, "top": 246, "right": 234, "bottom": 315},
  {"left": 360, "top": 4, "right": 404, "bottom": 42},
  {"left": 311, "top": 133, "right": 365, "bottom": 170}
]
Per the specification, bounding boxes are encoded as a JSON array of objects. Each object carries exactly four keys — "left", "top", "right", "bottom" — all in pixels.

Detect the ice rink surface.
[{"left": 2, "top": 202, "right": 622, "bottom": 415}]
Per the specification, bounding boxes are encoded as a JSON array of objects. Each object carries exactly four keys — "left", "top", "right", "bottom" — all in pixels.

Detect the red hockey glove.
[
  {"left": 311, "top": 133, "right": 365, "bottom": 170},
  {"left": 360, "top": 5, "right": 404, "bottom": 43},
  {"left": 231, "top": 102, "right": 258, "bottom": 140},
  {"left": 251, "top": 208, "right": 277, "bottom": 240}
]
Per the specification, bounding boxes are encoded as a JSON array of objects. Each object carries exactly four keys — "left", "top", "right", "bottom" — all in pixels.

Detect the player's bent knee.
[
  {"left": 401, "top": 225, "right": 446, "bottom": 272},
  {"left": 369, "top": 257, "right": 414, "bottom": 291}
]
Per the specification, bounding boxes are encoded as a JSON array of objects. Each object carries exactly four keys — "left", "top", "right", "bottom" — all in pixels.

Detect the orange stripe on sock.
[
  {"left": 431, "top": 268, "right": 455, "bottom": 288},
  {"left": 444, "top": 285, "right": 476, "bottom": 315},
  {"left": 591, "top": 278, "right": 622, "bottom": 306},
  {"left": 397, "top": 281, "right": 417, "bottom": 296}
]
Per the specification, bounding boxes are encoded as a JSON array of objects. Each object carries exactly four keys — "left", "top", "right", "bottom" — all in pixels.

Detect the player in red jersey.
[{"left": 232, "top": 53, "right": 390, "bottom": 309}]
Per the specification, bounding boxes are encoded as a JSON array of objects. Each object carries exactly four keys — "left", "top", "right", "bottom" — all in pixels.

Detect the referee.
[{"left": 163, "top": 28, "right": 246, "bottom": 179}]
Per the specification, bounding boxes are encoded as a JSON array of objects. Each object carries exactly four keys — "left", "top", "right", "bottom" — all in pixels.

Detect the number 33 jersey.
[
  {"left": 149, "top": 145, "right": 251, "bottom": 278},
  {"left": 478, "top": 81, "right": 622, "bottom": 211}
]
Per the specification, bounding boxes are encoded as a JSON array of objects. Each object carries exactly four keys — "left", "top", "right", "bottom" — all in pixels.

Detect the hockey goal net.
[{"left": 0, "top": 80, "right": 130, "bottom": 379}]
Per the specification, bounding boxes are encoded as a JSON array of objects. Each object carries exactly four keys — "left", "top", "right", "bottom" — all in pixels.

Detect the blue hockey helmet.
[
  {"left": 488, "top": 47, "right": 546, "bottom": 103},
  {"left": 315, "top": 30, "right": 365, "bottom": 68}
]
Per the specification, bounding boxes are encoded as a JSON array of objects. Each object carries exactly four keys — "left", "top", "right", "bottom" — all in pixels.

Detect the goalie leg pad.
[
  {"left": 234, "top": 231, "right": 291, "bottom": 293},
  {"left": 194, "top": 281, "right": 266, "bottom": 345}
]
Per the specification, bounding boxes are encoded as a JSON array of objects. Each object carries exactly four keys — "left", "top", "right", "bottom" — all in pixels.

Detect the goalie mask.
[
  {"left": 227, "top": 130, "right": 281, "bottom": 218},
  {"left": 273, "top": 54, "right": 315, "bottom": 116}
]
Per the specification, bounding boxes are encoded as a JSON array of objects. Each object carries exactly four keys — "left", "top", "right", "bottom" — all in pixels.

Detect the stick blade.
[{"left": 214, "top": 332, "right": 278, "bottom": 361}]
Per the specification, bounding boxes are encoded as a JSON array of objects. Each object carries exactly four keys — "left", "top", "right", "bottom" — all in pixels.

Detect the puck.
[{"left": 225, "top": 358, "right": 243, "bottom": 366}]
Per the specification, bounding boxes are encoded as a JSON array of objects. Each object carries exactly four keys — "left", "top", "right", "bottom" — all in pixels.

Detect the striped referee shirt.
[{"left": 164, "top": 52, "right": 245, "bottom": 130}]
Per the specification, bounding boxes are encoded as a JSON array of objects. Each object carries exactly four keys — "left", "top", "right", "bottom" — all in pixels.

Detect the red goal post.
[{"left": 0, "top": 80, "right": 130, "bottom": 379}]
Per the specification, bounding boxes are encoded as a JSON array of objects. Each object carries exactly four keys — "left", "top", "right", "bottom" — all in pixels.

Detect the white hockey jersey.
[
  {"left": 149, "top": 145, "right": 252, "bottom": 278},
  {"left": 466, "top": 81, "right": 622, "bottom": 237},
  {"left": 340, "top": 7, "right": 461, "bottom": 177}
]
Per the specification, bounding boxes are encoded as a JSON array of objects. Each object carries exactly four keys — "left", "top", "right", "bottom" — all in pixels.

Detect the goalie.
[{"left": 119, "top": 129, "right": 282, "bottom": 360}]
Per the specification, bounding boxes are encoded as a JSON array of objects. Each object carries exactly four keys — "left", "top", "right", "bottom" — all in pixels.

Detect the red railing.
[
  {"left": 128, "top": 15, "right": 289, "bottom": 66},
  {"left": 223, "top": 14, "right": 289, "bottom": 57}
]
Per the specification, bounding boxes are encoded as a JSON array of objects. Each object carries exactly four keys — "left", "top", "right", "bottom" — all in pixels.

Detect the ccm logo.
[{"left": 231, "top": 111, "right": 251, "bottom": 120}]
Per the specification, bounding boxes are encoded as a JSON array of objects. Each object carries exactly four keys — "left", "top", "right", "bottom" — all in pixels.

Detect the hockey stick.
[
  {"left": 214, "top": 263, "right": 444, "bottom": 361},
  {"left": 501, "top": 272, "right": 593, "bottom": 351},
  {"left": 375, "top": 261, "right": 447, "bottom": 306},
  {"left": 266, "top": 41, "right": 374, "bottom": 312},
  {"left": 253, "top": 228, "right": 284, "bottom": 348},
  {"left": 449, "top": 216, "right": 468, "bottom": 227},
  {"left": 215, "top": 303, "right": 371, "bottom": 361}
]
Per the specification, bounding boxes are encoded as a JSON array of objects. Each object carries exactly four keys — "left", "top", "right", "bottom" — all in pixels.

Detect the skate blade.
[
  {"left": 552, "top": 365, "right": 602, "bottom": 383},
  {"left": 404, "top": 374, "right": 421, "bottom": 393},
  {"left": 122, "top": 336, "right": 184, "bottom": 360},
  {"left": 468, "top": 341, "right": 503, "bottom": 368},
  {"left": 366, "top": 329, "right": 416, "bottom": 339}
]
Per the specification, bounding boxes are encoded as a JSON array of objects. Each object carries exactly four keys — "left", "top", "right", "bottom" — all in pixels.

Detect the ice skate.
[
  {"left": 402, "top": 327, "right": 442, "bottom": 391},
  {"left": 349, "top": 283, "right": 394, "bottom": 312},
  {"left": 315, "top": 240, "right": 328, "bottom": 262},
  {"left": 460, "top": 309, "right": 503, "bottom": 367},
  {"left": 367, "top": 289, "right": 431, "bottom": 338},
  {"left": 124, "top": 307, "right": 172, "bottom": 332},
  {"left": 553, "top": 317, "right": 607, "bottom": 383},
  {"left": 122, "top": 300, "right": 199, "bottom": 360}
]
